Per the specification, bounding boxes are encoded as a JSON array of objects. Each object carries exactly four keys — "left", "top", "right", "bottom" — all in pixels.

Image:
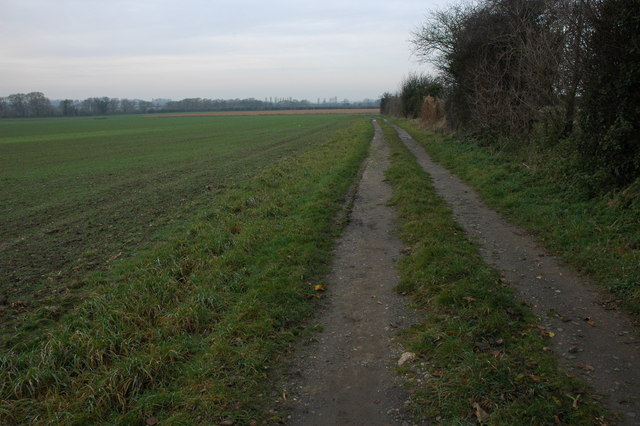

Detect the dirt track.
[
  {"left": 393, "top": 124, "right": 640, "bottom": 425},
  {"left": 282, "top": 121, "right": 418, "bottom": 425}
]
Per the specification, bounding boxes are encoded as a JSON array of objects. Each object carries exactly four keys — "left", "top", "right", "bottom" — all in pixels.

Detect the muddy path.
[
  {"left": 281, "top": 121, "right": 418, "bottom": 425},
  {"left": 392, "top": 124, "right": 640, "bottom": 425}
]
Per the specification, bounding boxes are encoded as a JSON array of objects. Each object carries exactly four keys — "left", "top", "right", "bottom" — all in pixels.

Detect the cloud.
[{"left": 0, "top": 0, "right": 447, "bottom": 99}]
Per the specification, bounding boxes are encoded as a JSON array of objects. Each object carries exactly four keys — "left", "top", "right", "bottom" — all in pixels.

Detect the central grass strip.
[
  {"left": 381, "top": 121, "right": 607, "bottom": 424},
  {"left": 0, "top": 117, "right": 373, "bottom": 424}
]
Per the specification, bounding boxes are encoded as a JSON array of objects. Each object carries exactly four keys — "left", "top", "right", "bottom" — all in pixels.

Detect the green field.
[
  {"left": 0, "top": 113, "right": 373, "bottom": 423},
  {"left": 0, "top": 114, "right": 366, "bottom": 346}
]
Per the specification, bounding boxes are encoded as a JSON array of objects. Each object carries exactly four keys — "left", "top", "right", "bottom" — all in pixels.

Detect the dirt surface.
[
  {"left": 392, "top": 124, "right": 640, "bottom": 425},
  {"left": 281, "top": 121, "right": 419, "bottom": 425}
]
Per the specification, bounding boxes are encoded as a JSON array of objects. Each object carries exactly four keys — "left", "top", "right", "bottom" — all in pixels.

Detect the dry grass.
[{"left": 420, "top": 96, "right": 446, "bottom": 130}]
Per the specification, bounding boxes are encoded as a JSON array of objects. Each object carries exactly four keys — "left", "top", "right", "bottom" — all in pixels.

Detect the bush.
[
  {"left": 399, "top": 73, "right": 443, "bottom": 119},
  {"left": 578, "top": 0, "right": 640, "bottom": 188}
]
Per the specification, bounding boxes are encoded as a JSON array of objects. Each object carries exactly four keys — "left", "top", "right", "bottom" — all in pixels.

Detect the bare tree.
[
  {"left": 7, "top": 93, "right": 27, "bottom": 117},
  {"left": 120, "top": 99, "right": 137, "bottom": 114},
  {"left": 60, "top": 99, "right": 76, "bottom": 116},
  {"left": 0, "top": 97, "right": 8, "bottom": 118},
  {"left": 26, "top": 92, "right": 52, "bottom": 117}
]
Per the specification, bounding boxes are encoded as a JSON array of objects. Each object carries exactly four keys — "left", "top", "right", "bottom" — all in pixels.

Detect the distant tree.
[
  {"left": 80, "top": 98, "right": 93, "bottom": 115},
  {"left": 137, "top": 100, "right": 153, "bottom": 112},
  {"left": 7, "top": 93, "right": 27, "bottom": 117},
  {"left": 80, "top": 97, "right": 111, "bottom": 115},
  {"left": 96, "top": 97, "right": 111, "bottom": 115},
  {"left": 120, "top": 99, "right": 137, "bottom": 114},
  {"left": 60, "top": 99, "right": 76, "bottom": 116},
  {"left": 26, "top": 92, "right": 52, "bottom": 117},
  {"left": 0, "top": 97, "right": 8, "bottom": 117},
  {"left": 107, "top": 98, "right": 120, "bottom": 114}
]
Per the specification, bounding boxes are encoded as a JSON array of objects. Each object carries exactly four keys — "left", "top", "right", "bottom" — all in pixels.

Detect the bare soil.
[
  {"left": 280, "top": 121, "right": 419, "bottom": 425},
  {"left": 392, "top": 124, "right": 640, "bottom": 425}
]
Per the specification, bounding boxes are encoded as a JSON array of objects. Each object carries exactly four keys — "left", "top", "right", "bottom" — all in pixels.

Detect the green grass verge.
[
  {"left": 391, "top": 119, "right": 640, "bottom": 314},
  {"left": 0, "top": 117, "right": 372, "bottom": 424},
  {"left": 381, "top": 121, "right": 607, "bottom": 424}
]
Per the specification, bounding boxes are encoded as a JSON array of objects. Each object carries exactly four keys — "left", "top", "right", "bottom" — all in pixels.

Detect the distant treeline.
[
  {"left": 383, "top": 0, "right": 639, "bottom": 190},
  {"left": 0, "top": 93, "right": 380, "bottom": 118}
]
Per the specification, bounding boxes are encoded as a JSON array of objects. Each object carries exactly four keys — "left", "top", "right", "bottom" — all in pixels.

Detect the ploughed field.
[{"left": 0, "top": 113, "right": 364, "bottom": 347}]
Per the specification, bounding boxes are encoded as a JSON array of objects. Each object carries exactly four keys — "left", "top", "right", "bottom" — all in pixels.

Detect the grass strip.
[
  {"left": 381, "top": 121, "right": 607, "bottom": 424},
  {"left": 392, "top": 119, "right": 640, "bottom": 314},
  {"left": 0, "top": 117, "right": 372, "bottom": 424}
]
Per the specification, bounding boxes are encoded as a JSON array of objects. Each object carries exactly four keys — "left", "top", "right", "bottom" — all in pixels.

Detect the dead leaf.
[
  {"left": 220, "top": 421, "right": 234, "bottom": 426},
  {"left": 579, "top": 364, "right": 595, "bottom": 372},
  {"left": 463, "top": 296, "right": 476, "bottom": 303},
  {"left": 491, "top": 350, "right": 502, "bottom": 358},
  {"left": 472, "top": 402, "right": 490, "bottom": 423},
  {"left": 529, "top": 374, "right": 541, "bottom": 382},
  {"left": 146, "top": 417, "right": 159, "bottom": 426},
  {"left": 568, "top": 394, "right": 581, "bottom": 409},
  {"left": 314, "top": 284, "right": 326, "bottom": 292}
]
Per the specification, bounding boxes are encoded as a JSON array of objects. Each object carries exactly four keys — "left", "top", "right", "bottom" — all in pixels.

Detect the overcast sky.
[{"left": 0, "top": 0, "right": 450, "bottom": 101}]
